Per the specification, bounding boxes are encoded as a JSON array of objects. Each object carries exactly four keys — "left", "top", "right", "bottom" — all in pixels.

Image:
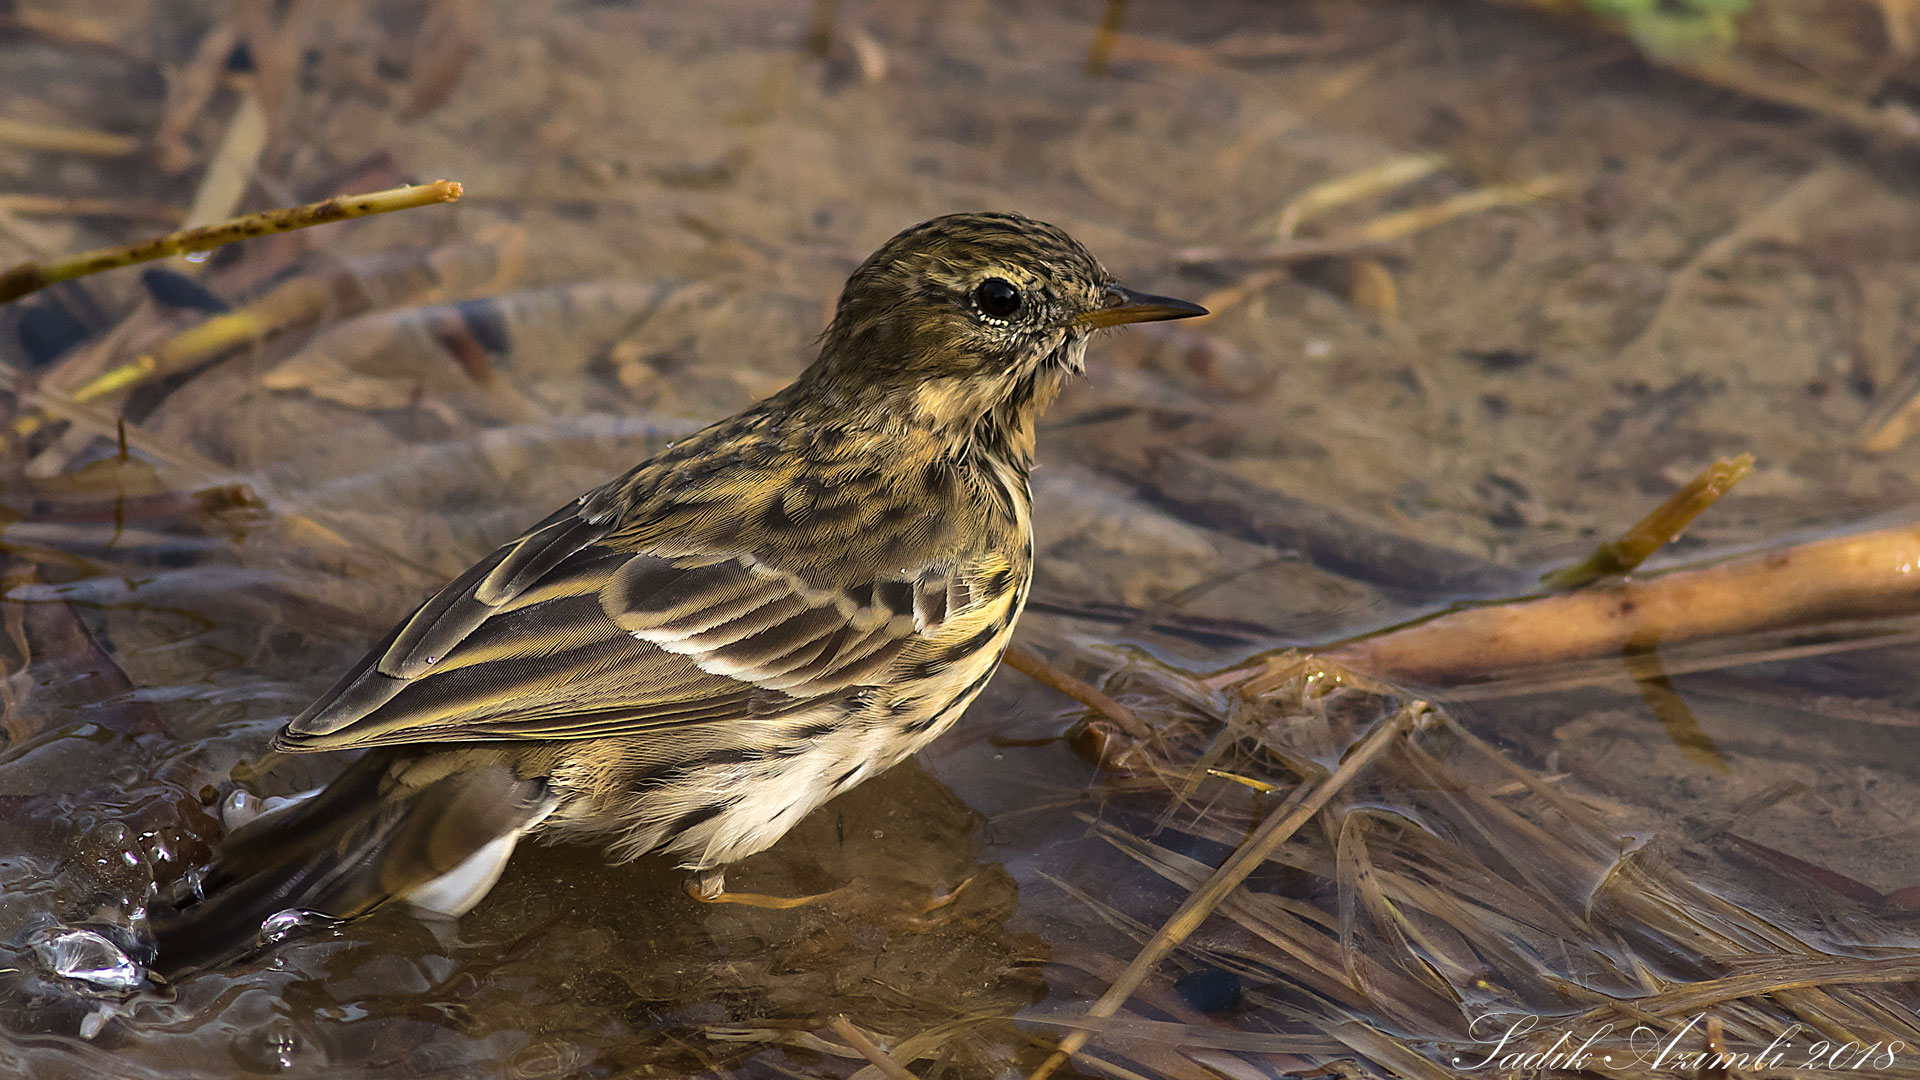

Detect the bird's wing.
[{"left": 276, "top": 477, "right": 1009, "bottom": 752}]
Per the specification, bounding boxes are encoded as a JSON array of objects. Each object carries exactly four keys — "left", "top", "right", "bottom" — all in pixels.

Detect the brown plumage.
[{"left": 149, "top": 212, "right": 1205, "bottom": 974}]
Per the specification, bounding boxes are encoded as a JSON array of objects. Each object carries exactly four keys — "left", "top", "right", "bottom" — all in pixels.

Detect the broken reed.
[
  {"left": 0, "top": 180, "right": 462, "bottom": 304},
  {"left": 1019, "top": 660, "right": 1920, "bottom": 1079}
]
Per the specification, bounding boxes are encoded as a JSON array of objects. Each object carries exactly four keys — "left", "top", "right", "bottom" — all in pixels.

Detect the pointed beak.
[{"left": 1073, "top": 283, "right": 1209, "bottom": 329}]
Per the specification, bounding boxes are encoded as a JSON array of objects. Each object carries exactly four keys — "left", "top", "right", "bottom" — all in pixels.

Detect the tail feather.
[{"left": 150, "top": 751, "right": 548, "bottom": 976}]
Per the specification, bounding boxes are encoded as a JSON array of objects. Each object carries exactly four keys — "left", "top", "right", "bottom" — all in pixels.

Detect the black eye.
[{"left": 973, "top": 278, "right": 1022, "bottom": 319}]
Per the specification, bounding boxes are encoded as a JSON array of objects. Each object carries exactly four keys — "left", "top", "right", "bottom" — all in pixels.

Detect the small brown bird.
[{"left": 150, "top": 212, "right": 1205, "bottom": 972}]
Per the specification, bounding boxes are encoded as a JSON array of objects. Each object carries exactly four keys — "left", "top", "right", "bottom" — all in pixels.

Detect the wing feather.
[
  {"left": 378, "top": 506, "right": 611, "bottom": 680},
  {"left": 278, "top": 488, "right": 992, "bottom": 753}
]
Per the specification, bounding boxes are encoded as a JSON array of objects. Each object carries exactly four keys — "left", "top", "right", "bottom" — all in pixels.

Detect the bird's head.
[{"left": 807, "top": 212, "right": 1205, "bottom": 455}]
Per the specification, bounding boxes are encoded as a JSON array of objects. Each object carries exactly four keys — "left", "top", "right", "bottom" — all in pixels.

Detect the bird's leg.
[
  {"left": 683, "top": 867, "right": 845, "bottom": 910},
  {"left": 683, "top": 868, "right": 979, "bottom": 922},
  {"left": 916, "top": 874, "right": 974, "bottom": 914}
]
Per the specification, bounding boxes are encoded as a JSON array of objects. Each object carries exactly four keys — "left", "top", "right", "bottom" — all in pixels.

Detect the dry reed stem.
[
  {"left": 827, "top": 1016, "right": 919, "bottom": 1080},
  {"left": 0, "top": 180, "right": 462, "bottom": 304},
  {"left": 1026, "top": 701, "right": 1424, "bottom": 1080},
  {"left": 0, "top": 116, "right": 141, "bottom": 156},
  {"left": 1001, "top": 645, "right": 1156, "bottom": 745},
  {"left": 1094, "top": 820, "right": 1447, "bottom": 1028},
  {"left": 1209, "top": 519, "right": 1920, "bottom": 690},
  {"left": 1052, "top": 629, "right": 1920, "bottom": 1075},
  {"left": 24, "top": 227, "right": 525, "bottom": 435},
  {"left": 0, "top": 10, "right": 139, "bottom": 61}
]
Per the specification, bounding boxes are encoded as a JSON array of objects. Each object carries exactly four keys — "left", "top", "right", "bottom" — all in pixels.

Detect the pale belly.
[{"left": 538, "top": 584, "right": 1025, "bottom": 873}]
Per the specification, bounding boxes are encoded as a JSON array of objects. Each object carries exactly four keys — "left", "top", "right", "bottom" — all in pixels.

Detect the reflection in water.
[{"left": 32, "top": 926, "right": 146, "bottom": 993}]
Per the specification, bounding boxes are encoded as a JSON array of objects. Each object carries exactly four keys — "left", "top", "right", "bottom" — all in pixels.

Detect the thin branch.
[
  {"left": 0, "top": 180, "right": 463, "bottom": 304},
  {"left": 1177, "top": 175, "right": 1568, "bottom": 268},
  {"left": 1273, "top": 152, "right": 1446, "bottom": 239},
  {"left": 0, "top": 115, "right": 140, "bottom": 156},
  {"left": 1002, "top": 645, "right": 1156, "bottom": 745},
  {"left": 1085, "top": 0, "right": 1127, "bottom": 76},
  {"left": 827, "top": 1016, "right": 919, "bottom": 1080},
  {"left": 1227, "top": 521, "right": 1920, "bottom": 689}
]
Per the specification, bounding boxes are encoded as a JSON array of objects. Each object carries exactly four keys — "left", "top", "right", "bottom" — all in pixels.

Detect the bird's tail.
[{"left": 148, "top": 750, "right": 551, "bottom": 976}]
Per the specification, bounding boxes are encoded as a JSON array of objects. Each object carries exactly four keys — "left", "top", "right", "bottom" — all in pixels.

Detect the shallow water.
[{"left": 6, "top": 1, "right": 1920, "bottom": 1077}]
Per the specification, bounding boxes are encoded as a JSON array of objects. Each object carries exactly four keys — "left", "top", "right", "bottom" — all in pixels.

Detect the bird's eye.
[{"left": 973, "top": 278, "right": 1022, "bottom": 319}]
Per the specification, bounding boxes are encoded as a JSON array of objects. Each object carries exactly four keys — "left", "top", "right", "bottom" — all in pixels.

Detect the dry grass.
[{"left": 1010, "top": 655, "right": 1920, "bottom": 1078}]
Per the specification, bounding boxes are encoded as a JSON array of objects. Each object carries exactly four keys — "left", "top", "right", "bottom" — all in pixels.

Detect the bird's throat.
[{"left": 964, "top": 363, "right": 1066, "bottom": 470}]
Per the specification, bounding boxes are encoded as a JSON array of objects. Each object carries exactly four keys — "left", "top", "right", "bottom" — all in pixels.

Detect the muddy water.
[{"left": 5, "top": 2, "right": 1920, "bottom": 1077}]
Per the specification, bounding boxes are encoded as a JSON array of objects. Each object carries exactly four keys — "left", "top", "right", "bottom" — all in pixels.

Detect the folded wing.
[{"left": 278, "top": 493, "right": 969, "bottom": 752}]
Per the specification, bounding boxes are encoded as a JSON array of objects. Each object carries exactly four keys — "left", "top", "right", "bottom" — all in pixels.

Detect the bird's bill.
[{"left": 1073, "top": 283, "right": 1209, "bottom": 328}]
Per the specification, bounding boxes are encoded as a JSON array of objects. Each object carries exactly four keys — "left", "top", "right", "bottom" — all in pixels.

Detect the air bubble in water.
[
  {"left": 259, "top": 909, "right": 318, "bottom": 943},
  {"left": 221, "top": 788, "right": 262, "bottom": 831},
  {"left": 231, "top": 1021, "right": 305, "bottom": 1072}
]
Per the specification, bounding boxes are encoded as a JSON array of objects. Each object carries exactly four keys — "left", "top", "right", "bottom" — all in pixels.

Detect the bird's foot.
[
  {"left": 913, "top": 874, "right": 975, "bottom": 914},
  {"left": 684, "top": 868, "right": 845, "bottom": 910},
  {"left": 684, "top": 869, "right": 978, "bottom": 924}
]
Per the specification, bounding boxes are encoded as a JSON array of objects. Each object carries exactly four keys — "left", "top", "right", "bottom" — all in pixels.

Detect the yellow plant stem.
[{"left": 0, "top": 180, "right": 463, "bottom": 304}]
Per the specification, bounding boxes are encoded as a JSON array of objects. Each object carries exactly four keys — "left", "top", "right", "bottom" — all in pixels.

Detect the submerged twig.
[
  {"left": 1273, "top": 152, "right": 1446, "bottom": 239},
  {"left": 1027, "top": 702, "right": 1425, "bottom": 1080},
  {"left": 1173, "top": 235, "right": 1388, "bottom": 269},
  {"left": 1178, "top": 175, "right": 1568, "bottom": 268},
  {"left": 827, "top": 1016, "right": 919, "bottom": 1080},
  {"left": 153, "top": 23, "right": 241, "bottom": 175},
  {"left": 1122, "top": 448, "right": 1514, "bottom": 597},
  {"left": 400, "top": 0, "right": 483, "bottom": 121},
  {"left": 0, "top": 115, "right": 141, "bottom": 156},
  {"left": 1085, "top": 0, "right": 1127, "bottom": 76},
  {"left": 1863, "top": 381, "right": 1920, "bottom": 454},
  {"left": 182, "top": 91, "right": 267, "bottom": 228},
  {"left": 1345, "top": 175, "right": 1569, "bottom": 245},
  {"left": 0, "top": 180, "right": 462, "bottom": 304}
]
